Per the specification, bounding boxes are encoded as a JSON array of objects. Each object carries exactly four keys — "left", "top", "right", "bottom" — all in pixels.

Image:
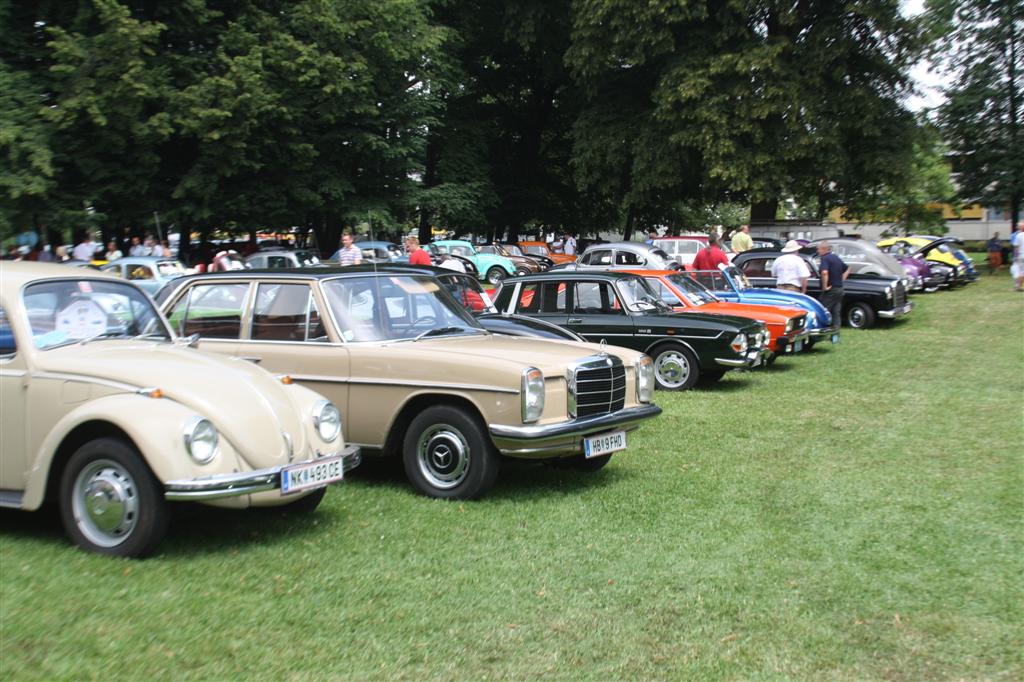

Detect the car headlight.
[
  {"left": 183, "top": 416, "right": 219, "bottom": 465},
  {"left": 785, "top": 319, "right": 794, "bottom": 333},
  {"left": 313, "top": 400, "right": 342, "bottom": 442},
  {"left": 635, "top": 355, "right": 654, "bottom": 403},
  {"left": 730, "top": 333, "right": 748, "bottom": 353},
  {"left": 521, "top": 367, "right": 545, "bottom": 423}
]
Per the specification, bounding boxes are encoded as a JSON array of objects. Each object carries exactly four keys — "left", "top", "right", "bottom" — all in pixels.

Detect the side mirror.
[{"left": 175, "top": 333, "right": 200, "bottom": 348}]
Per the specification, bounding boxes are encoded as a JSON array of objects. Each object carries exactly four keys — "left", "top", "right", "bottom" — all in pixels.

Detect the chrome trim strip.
[
  {"left": 488, "top": 404, "right": 661, "bottom": 441},
  {"left": 715, "top": 358, "right": 747, "bottom": 367},
  {"left": 164, "top": 445, "right": 361, "bottom": 501},
  {"left": 877, "top": 303, "right": 913, "bottom": 319},
  {"left": 0, "top": 369, "right": 27, "bottom": 377},
  {"left": 286, "top": 374, "right": 521, "bottom": 394}
]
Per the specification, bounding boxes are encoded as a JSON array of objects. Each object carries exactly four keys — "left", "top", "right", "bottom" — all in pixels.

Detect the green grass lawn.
[{"left": 2, "top": 274, "right": 1022, "bottom": 680}]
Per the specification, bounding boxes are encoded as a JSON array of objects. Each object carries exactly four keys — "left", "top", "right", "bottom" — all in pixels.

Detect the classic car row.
[{"left": 1, "top": 262, "right": 661, "bottom": 556}]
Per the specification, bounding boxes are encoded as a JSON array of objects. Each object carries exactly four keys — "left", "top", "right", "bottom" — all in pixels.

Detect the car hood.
[
  {"left": 33, "top": 341, "right": 304, "bottom": 468},
  {"left": 697, "top": 301, "right": 802, "bottom": 324},
  {"left": 394, "top": 333, "right": 639, "bottom": 376},
  {"left": 640, "top": 310, "right": 760, "bottom": 332}
]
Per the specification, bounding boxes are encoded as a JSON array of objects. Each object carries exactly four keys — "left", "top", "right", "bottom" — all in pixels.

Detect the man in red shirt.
[
  {"left": 692, "top": 235, "right": 729, "bottom": 270},
  {"left": 406, "top": 235, "right": 432, "bottom": 265}
]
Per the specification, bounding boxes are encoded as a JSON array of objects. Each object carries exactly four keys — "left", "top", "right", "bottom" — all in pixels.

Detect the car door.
[
  {"left": 238, "top": 281, "right": 352, "bottom": 432},
  {"left": 508, "top": 281, "right": 569, "bottom": 327},
  {"left": 0, "top": 306, "right": 27, "bottom": 495},
  {"left": 565, "top": 281, "right": 638, "bottom": 348}
]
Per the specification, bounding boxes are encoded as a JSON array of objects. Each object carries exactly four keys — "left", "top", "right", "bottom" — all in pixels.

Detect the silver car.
[{"left": 559, "top": 242, "right": 680, "bottom": 271}]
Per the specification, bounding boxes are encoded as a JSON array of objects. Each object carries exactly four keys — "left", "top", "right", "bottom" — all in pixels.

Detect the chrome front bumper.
[
  {"left": 715, "top": 347, "right": 767, "bottom": 368},
  {"left": 164, "top": 445, "right": 361, "bottom": 501},
  {"left": 779, "top": 330, "right": 811, "bottom": 353},
  {"left": 877, "top": 301, "right": 913, "bottom": 319},
  {"left": 489, "top": 404, "right": 662, "bottom": 457}
]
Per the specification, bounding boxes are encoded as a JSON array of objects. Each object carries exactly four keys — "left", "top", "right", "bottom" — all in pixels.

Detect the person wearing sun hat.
[{"left": 770, "top": 240, "right": 811, "bottom": 293}]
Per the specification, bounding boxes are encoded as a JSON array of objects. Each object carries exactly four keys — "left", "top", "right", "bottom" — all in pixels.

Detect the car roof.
[
  {"left": 353, "top": 241, "right": 399, "bottom": 248},
  {"left": 503, "top": 270, "right": 645, "bottom": 284},
  {"left": 0, "top": 260, "right": 122, "bottom": 292},
  {"left": 585, "top": 241, "right": 659, "bottom": 251},
  {"left": 107, "top": 256, "right": 181, "bottom": 264},
  {"left": 653, "top": 235, "right": 708, "bottom": 241}
]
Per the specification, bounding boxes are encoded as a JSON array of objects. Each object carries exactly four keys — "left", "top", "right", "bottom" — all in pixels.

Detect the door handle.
[
  {"left": 240, "top": 356, "right": 262, "bottom": 364},
  {"left": 568, "top": 318, "right": 583, "bottom": 324}
]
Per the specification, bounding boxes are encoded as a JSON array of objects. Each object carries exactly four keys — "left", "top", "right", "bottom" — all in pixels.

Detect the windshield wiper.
[
  {"left": 412, "top": 325, "right": 485, "bottom": 342},
  {"left": 78, "top": 330, "right": 127, "bottom": 345}
]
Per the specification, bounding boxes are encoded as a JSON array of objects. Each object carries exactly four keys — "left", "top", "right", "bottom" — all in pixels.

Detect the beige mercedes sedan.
[{"left": 157, "top": 266, "right": 662, "bottom": 499}]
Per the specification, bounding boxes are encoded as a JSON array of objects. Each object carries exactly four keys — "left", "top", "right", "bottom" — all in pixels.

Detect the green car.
[
  {"left": 431, "top": 240, "right": 516, "bottom": 285},
  {"left": 494, "top": 271, "right": 769, "bottom": 390}
]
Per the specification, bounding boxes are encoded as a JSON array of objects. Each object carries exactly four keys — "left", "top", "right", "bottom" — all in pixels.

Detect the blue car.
[
  {"left": 100, "top": 256, "right": 189, "bottom": 296},
  {"left": 692, "top": 265, "right": 838, "bottom": 346}
]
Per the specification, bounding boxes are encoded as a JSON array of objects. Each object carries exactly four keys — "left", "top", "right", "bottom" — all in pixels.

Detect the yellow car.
[{"left": 877, "top": 236, "right": 975, "bottom": 284}]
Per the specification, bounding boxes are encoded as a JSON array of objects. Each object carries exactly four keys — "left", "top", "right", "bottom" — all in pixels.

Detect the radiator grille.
[
  {"left": 570, "top": 356, "right": 627, "bottom": 418},
  {"left": 894, "top": 282, "right": 906, "bottom": 307}
]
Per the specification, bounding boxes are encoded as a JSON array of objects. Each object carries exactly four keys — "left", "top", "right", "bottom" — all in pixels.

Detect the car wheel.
[
  {"left": 514, "top": 266, "right": 530, "bottom": 277},
  {"left": 486, "top": 267, "right": 506, "bottom": 285},
  {"left": 59, "top": 438, "right": 169, "bottom": 557},
  {"left": 651, "top": 344, "right": 699, "bottom": 391},
  {"left": 845, "top": 302, "right": 876, "bottom": 329},
  {"left": 403, "top": 405, "right": 500, "bottom": 499},
  {"left": 281, "top": 486, "right": 327, "bottom": 514}
]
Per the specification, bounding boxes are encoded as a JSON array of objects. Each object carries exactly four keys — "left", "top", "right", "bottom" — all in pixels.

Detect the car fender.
[{"left": 22, "top": 393, "right": 244, "bottom": 510}]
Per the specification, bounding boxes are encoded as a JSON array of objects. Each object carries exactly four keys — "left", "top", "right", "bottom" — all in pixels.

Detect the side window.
[
  {"left": 742, "top": 258, "right": 773, "bottom": 277},
  {"left": 539, "top": 282, "right": 567, "bottom": 313},
  {"left": 0, "top": 308, "right": 15, "bottom": 356},
  {"left": 572, "top": 282, "right": 622, "bottom": 314},
  {"left": 101, "top": 264, "right": 124, "bottom": 279},
  {"left": 267, "top": 256, "right": 289, "bottom": 269},
  {"left": 516, "top": 284, "right": 540, "bottom": 313},
  {"left": 587, "top": 250, "right": 612, "bottom": 266},
  {"left": 128, "top": 265, "right": 154, "bottom": 280},
  {"left": 252, "top": 284, "right": 312, "bottom": 342},
  {"left": 168, "top": 283, "right": 249, "bottom": 339},
  {"left": 615, "top": 250, "right": 643, "bottom": 266}
]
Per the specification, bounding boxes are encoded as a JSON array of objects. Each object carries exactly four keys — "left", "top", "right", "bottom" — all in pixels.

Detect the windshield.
[
  {"left": 665, "top": 274, "right": 719, "bottom": 305},
  {"left": 523, "top": 245, "right": 547, "bottom": 256},
  {"left": 321, "top": 275, "right": 483, "bottom": 342},
  {"left": 23, "top": 279, "right": 171, "bottom": 349},
  {"left": 502, "top": 244, "right": 524, "bottom": 256},
  {"left": 617, "top": 277, "right": 673, "bottom": 312},
  {"left": 156, "top": 260, "right": 186, "bottom": 277},
  {"left": 294, "top": 251, "right": 320, "bottom": 266}
]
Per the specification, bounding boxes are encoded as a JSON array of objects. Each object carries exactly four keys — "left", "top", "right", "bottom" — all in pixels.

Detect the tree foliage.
[
  {"left": 1, "top": 0, "right": 929, "bottom": 247},
  {"left": 928, "top": 0, "right": 1024, "bottom": 228}
]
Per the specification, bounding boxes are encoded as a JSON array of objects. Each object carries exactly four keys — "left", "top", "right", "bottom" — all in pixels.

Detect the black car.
[
  {"left": 731, "top": 248, "right": 912, "bottom": 329},
  {"left": 493, "top": 271, "right": 769, "bottom": 390}
]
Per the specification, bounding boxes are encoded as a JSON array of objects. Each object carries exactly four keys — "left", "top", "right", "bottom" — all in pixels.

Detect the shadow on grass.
[
  {"left": 0, "top": 497, "right": 329, "bottom": 558},
  {"left": 696, "top": 375, "right": 754, "bottom": 391},
  {"left": 342, "top": 451, "right": 627, "bottom": 502}
]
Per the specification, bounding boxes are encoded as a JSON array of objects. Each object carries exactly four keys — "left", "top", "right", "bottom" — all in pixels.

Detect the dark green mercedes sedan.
[{"left": 493, "top": 271, "right": 769, "bottom": 390}]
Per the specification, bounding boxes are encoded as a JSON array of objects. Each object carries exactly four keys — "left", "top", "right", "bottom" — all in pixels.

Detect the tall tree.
[
  {"left": 928, "top": 0, "right": 1024, "bottom": 229},
  {"left": 567, "top": 0, "right": 925, "bottom": 228}
]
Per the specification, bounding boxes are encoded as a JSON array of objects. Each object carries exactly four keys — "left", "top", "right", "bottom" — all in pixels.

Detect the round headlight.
[
  {"left": 183, "top": 416, "right": 219, "bottom": 465},
  {"left": 313, "top": 400, "right": 342, "bottom": 442}
]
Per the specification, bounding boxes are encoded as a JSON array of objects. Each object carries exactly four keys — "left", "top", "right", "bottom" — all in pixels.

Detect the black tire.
[
  {"left": 557, "top": 454, "right": 612, "bottom": 472},
  {"left": 485, "top": 267, "right": 506, "bottom": 285},
  {"left": 651, "top": 344, "right": 700, "bottom": 391},
  {"left": 804, "top": 339, "right": 816, "bottom": 350},
  {"left": 281, "top": 486, "right": 327, "bottom": 514},
  {"left": 59, "top": 437, "right": 169, "bottom": 557},
  {"left": 514, "top": 266, "right": 530, "bottom": 277},
  {"left": 844, "top": 302, "right": 876, "bottom": 329},
  {"left": 402, "top": 405, "right": 500, "bottom": 499}
]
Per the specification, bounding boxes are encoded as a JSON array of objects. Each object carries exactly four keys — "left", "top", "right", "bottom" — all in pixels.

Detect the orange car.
[
  {"left": 623, "top": 269, "right": 811, "bottom": 355},
  {"left": 518, "top": 240, "right": 577, "bottom": 265}
]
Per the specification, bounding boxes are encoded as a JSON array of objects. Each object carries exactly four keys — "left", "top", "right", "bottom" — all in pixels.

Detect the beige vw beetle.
[
  {"left": 156, "top": 266, "right": 662, "bottom": 499},
  {"left": 0, "top": 262, "right": 359, "bottom": 557}
]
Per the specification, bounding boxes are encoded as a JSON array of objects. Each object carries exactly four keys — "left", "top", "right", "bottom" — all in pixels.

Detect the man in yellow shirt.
[{"left": 731, "top": 224, "right": 753, "bottom": 253}]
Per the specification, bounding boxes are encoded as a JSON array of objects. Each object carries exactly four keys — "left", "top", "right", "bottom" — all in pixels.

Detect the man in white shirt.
[
  {"left": 563, "top": 233, "right": 577, "bottom": 256},
  {"left": 770, "top": 240, "right": 811, "bottom": 293},
  {"left": 72, "top": 234, "right": 95, "bottom": 261}
]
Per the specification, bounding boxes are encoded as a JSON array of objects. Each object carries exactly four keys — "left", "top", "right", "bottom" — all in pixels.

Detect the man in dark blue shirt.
[{"left": 817, "top": 241, "right": 848, "bottom": 330}]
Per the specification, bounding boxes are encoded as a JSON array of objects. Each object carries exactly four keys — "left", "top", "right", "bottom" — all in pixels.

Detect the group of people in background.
[{"left": 4, "top": 231, "right": 170, "bottom": 263}]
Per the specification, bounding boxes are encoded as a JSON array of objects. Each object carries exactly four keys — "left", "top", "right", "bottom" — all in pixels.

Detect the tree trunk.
[{"left": 622, "top": 206, "right": 635, "bottom": 242}]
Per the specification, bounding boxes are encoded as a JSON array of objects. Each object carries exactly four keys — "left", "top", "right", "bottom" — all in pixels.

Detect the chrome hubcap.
[
  {"left": 73, "top": 459, "right": 138, "bottom": 547},
  {"left": 655, "top": 351, "right": 689, "bottom": 388},
  {"left": 417, "top": 424, "right": 470, "bottom": 489},
  {"left": 849, "top": 309, "right": 865, "bottom": 327}
]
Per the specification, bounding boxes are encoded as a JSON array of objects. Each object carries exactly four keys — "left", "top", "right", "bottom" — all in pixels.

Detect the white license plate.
[
  {"left": 831, "top": 333, "right": 840, "bottom": 344},
  {"left": 281, "top": 455, "right": 344, "bottom": 495},
  {"left": 584, "top": 430, "right": 627, "bottom": 458},
  {"left": 793, "top": 339, "right": 803, "bottom": 352}
]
